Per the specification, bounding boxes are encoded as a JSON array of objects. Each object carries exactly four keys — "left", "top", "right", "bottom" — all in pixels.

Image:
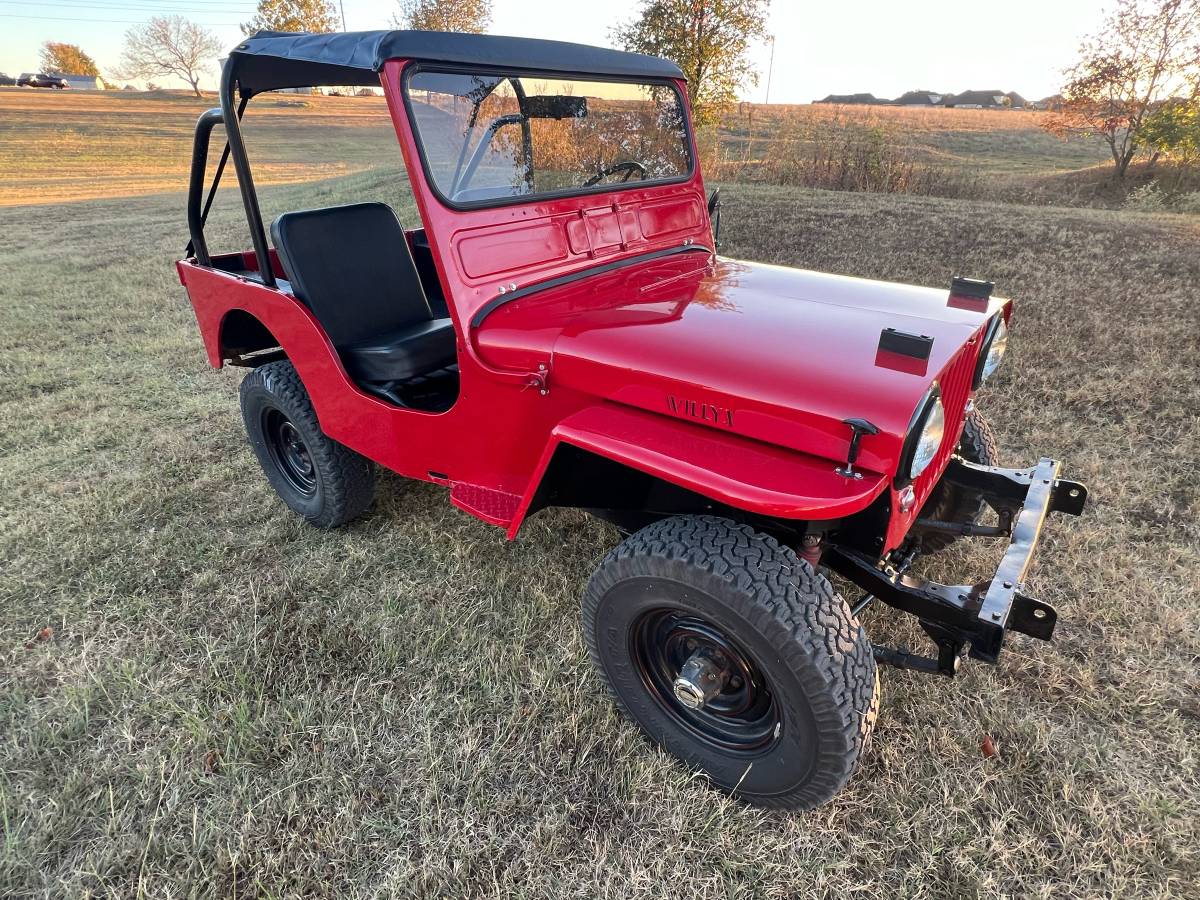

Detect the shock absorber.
[{"left": 799, "top": 533, "right": 823, "bottom": 571}]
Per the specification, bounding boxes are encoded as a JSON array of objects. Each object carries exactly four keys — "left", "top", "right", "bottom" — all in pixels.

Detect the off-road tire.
[
  {"left": 916, "top": 409, "right": 999, "bottom": 554},
  {"left": 582, "top": 515, "right": 879, "bottom": 810},
  {"left": 239, "top": 360, "right": 375, "bottom": 528}
]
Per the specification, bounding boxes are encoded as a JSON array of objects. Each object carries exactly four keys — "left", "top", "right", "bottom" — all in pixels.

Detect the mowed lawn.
[{"left": 2, "top": 104, "right": 1199, "bottom": 896}]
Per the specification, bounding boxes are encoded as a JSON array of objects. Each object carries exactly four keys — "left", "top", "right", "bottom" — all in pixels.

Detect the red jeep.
[{"left": 178, "top": 30, "right": 1087, "bottom": 809}]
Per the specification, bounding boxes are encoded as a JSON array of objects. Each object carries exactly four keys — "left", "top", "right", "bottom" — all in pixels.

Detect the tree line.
[
  {"left": 32, "top": 0, "right": 768, "bottom": 127},
  {"left": 39, "top": 0, "right": 1200, "bottom": 182}
]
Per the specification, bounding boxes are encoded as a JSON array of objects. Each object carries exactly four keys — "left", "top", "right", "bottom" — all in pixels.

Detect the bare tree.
[
  {"left": 613, "top": 0, "right": 770, "bottom": 127},
  {"left": 117, "top": 16, "right": 221, "bottom": 98},
  {"left": 392, "top": 0, "right": 491, "bottom": 34},
  {"left": 1044, "top": 0, "right": 1200, "bottom": 177}
]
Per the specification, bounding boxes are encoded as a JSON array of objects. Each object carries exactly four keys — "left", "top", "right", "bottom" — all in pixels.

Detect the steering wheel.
[{"left": 583, "top": 160, "right": 648, "bottom": 187}]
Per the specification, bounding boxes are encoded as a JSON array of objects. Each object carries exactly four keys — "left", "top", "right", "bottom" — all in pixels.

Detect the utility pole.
[
  {"left": 340, "top": 0, "right": 347, "bottom": 31},
  {"left": 764, "top": 35, "right": 776, "bottom": 104}
]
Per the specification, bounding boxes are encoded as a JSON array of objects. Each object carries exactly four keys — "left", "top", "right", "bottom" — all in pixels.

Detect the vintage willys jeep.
[{"left": 179, "top": 30, "right": 1087, "bottom": 809}]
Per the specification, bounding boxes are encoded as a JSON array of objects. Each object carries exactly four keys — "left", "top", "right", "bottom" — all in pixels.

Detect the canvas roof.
[{"left": 227, "top": 30, "right": 684, "bottom": 94}]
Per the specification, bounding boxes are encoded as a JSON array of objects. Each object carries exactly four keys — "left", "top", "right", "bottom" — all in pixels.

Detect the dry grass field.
[
  {"left": 717, "top": 102, "right": 1112, "bottom": 173},
  {"left": 0, "top": 89, "right": 398, "bottom": 206},
  {"left": 0, "top": 89, "right": 1127, "bottom": 208},
  {"left": 2, "top": 91, "right": 1199, "bottom": 898}
]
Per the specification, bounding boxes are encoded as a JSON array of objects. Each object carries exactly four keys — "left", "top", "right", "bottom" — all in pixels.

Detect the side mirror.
[{"left": 707, "top": 187, "right": 722, "bottom": 250}]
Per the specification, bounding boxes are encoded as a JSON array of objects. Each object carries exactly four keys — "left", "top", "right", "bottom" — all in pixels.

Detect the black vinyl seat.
[
  {"left": 270, "top": 202, "right": 457, "bottom": 388},
  {"left": 341, "top": 319, "right": 457, "bottom": 382}
]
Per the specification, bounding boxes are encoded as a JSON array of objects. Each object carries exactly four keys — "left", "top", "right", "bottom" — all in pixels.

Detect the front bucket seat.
[{"left": 270, "top": 201, "right": 457, "bottom": 389}]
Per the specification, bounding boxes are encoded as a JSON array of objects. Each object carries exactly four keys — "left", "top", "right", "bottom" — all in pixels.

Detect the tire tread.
[
  {"left": 239, "top": 360, "right": 374, "bottom": 528},
  {"left": 582, "top": 515, "right": 878, "bottom": 809}
]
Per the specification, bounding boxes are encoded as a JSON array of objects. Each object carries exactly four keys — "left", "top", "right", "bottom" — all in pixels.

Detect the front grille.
[{"left": 912, "top": 336, "right": 980, "bottom": 510}]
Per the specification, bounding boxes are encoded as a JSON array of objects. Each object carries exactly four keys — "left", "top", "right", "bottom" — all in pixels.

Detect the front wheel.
[
  {"left": 582, "top": 516, "right": 878, "bottom": 810},
  {"left": 239, "top": 360, "right": 375, "bottom": 528}
]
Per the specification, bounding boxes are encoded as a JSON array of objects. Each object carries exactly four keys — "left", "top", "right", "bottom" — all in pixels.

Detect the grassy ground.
[
  {"left": 0, "top": 89, "right": 398, "bottom": 206},
  {"left": 0, "top": 90, "right": 1116, "bottom": 208},
  {"left": 2, "top": 97, "right": 1199, "bottom": 898},
  {"left": 717, "top": 103, "right": 1111, "bottom": 175}
]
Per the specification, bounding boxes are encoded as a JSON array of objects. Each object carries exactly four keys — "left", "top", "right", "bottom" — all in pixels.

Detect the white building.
[{"left": 61, "top": 74, "right": 104, "bottom": 90}]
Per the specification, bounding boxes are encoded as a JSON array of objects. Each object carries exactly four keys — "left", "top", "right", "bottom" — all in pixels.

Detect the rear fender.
[
  {"left": 178, "top": 261, "right": 402, "bottom": 442},
  {"left": 507, "top": 403, "right": 888, "bottom": 538}
]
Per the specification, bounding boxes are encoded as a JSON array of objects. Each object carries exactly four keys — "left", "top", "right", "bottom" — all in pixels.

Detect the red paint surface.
[{"left": 179, "top": 57, "right": 1006, "bottom": 553}]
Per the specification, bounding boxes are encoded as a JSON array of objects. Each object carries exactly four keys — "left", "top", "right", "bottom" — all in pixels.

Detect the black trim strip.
[{"left": 470, "top": 244, "right": 711, "bottom": 329}]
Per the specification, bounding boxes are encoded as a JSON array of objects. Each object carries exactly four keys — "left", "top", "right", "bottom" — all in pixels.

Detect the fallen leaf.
[
  {"left": 981, "top": 734, "right": 999, "bottom": 759},
  {"left": 203, "top": 749, "right": 220, "bottom": 773}
]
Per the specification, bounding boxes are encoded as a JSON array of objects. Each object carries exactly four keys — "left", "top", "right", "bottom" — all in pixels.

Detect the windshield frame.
[{"left": 401, "top": 63, "right": 696, "bottom": 211}]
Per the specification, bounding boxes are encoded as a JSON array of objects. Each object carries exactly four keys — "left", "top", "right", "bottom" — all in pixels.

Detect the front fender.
[{"left": 507, "top": 403, "right": 888, "bottom": 538}]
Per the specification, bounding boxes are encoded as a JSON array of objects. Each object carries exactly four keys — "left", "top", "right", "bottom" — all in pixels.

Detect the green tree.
[
  {"left": 1142, "top": 99, "right": 1200, "bottom": 162},
  {"left": 613, "top": 0, "right": 770, "bottom": 127},
  {"left": 116, "top": 16, "right": 221, "bottom": 97},
  {"left": 392, "top": 0, "right": 491, "bottom": 33},
  {"left": 39, "top": 41, "right": 99, "bottom": 76},
  {"left": 243, "top": 0, "right": 340, "bottom": 35},
  {"left": 1043, "top": 0, "right": 1200, "bottom": 177}
]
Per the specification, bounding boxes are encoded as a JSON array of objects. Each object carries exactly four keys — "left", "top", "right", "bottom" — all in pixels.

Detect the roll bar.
[
  {"left": 219, "top": 63, "right": 275, "bottom": 287},
  {"left": 185, "top": 86, "right": 255, "bottom": 274},
  {"left": 185, "top": 60, "right": 275, "bottom": 286},
  {"left": 186, "top": 107, "right": 224, "bottom": 266}
]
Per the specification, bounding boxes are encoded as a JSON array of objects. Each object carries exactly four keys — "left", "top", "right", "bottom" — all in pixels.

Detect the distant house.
[
  {"left": 944, "top": 90, "right": 1008, "bottom": 109},
  {"left": 815, "top": 93, "right": 885, "bottom": 105},
  {"left": 893, "top": 90, "right": 944, "bottom": 106},
  {"left": 59, "top": 74, "right": 104, "bottom": 90},
  {"left": 1031, "top": 94, "right": 1064, "bottom": 110},
  {"left": 812, "top": 88, "right": 1032, "bottom": 109}
]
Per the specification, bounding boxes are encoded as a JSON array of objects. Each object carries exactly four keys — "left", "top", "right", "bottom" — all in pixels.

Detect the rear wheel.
[
  {"left": 915, "top": 408, "right": 999, "bottom": 553},
  {"left": 239, "top": 360, "right": 375, "bottom": 528},
  {"left": 582, "top": 515, "right": 878, "bottom": 810}
]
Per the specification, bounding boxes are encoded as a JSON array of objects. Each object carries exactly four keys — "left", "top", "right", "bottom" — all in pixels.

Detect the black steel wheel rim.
[
  {"left": 630, "top": 607, "right": 781, "bottom": 753},
  {"left": 262, "top": 408, "right": 317, "bottom": 495}
]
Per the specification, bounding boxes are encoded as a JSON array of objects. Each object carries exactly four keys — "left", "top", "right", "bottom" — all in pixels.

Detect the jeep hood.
[{"left": 475, "top": 255, "right": 1005, "bottom": 474}]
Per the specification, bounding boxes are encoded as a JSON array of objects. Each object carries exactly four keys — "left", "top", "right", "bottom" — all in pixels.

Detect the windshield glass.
[{"left": 405, "top": 70, "right": 691, "bottom": 205}]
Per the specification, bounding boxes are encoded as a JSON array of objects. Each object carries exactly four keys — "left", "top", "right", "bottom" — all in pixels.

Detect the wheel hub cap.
[
  {"left": 672, "top": 650, "right": 730, "bottom": 710},
  {"left": 262, "top": 408, "right": 317, "bottom": 495},
  {"left": 630, "top": 609, "right": 781, "bottom": 753}
]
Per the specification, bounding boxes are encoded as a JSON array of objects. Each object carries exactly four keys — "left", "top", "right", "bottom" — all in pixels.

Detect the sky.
[{"left": 0, "top": 0, "right": 1107, "bottom": 101}]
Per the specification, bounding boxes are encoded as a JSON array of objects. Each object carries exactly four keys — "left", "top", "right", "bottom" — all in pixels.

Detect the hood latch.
[{"left": 836, "top": 418, "right": 879, "bottom": 480}]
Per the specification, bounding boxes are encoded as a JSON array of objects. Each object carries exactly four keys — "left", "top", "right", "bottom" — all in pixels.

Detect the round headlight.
[
  {"left": 909, "top": 396, "right": 945, "bottom": 480},
  {"left": 977, "top": 316, "right": 1008, "bottom": 386}
]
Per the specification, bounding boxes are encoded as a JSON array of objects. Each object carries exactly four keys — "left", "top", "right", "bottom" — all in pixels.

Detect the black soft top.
[{"left": 228, "top": 30, "right": 684, "bottom": 94}]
